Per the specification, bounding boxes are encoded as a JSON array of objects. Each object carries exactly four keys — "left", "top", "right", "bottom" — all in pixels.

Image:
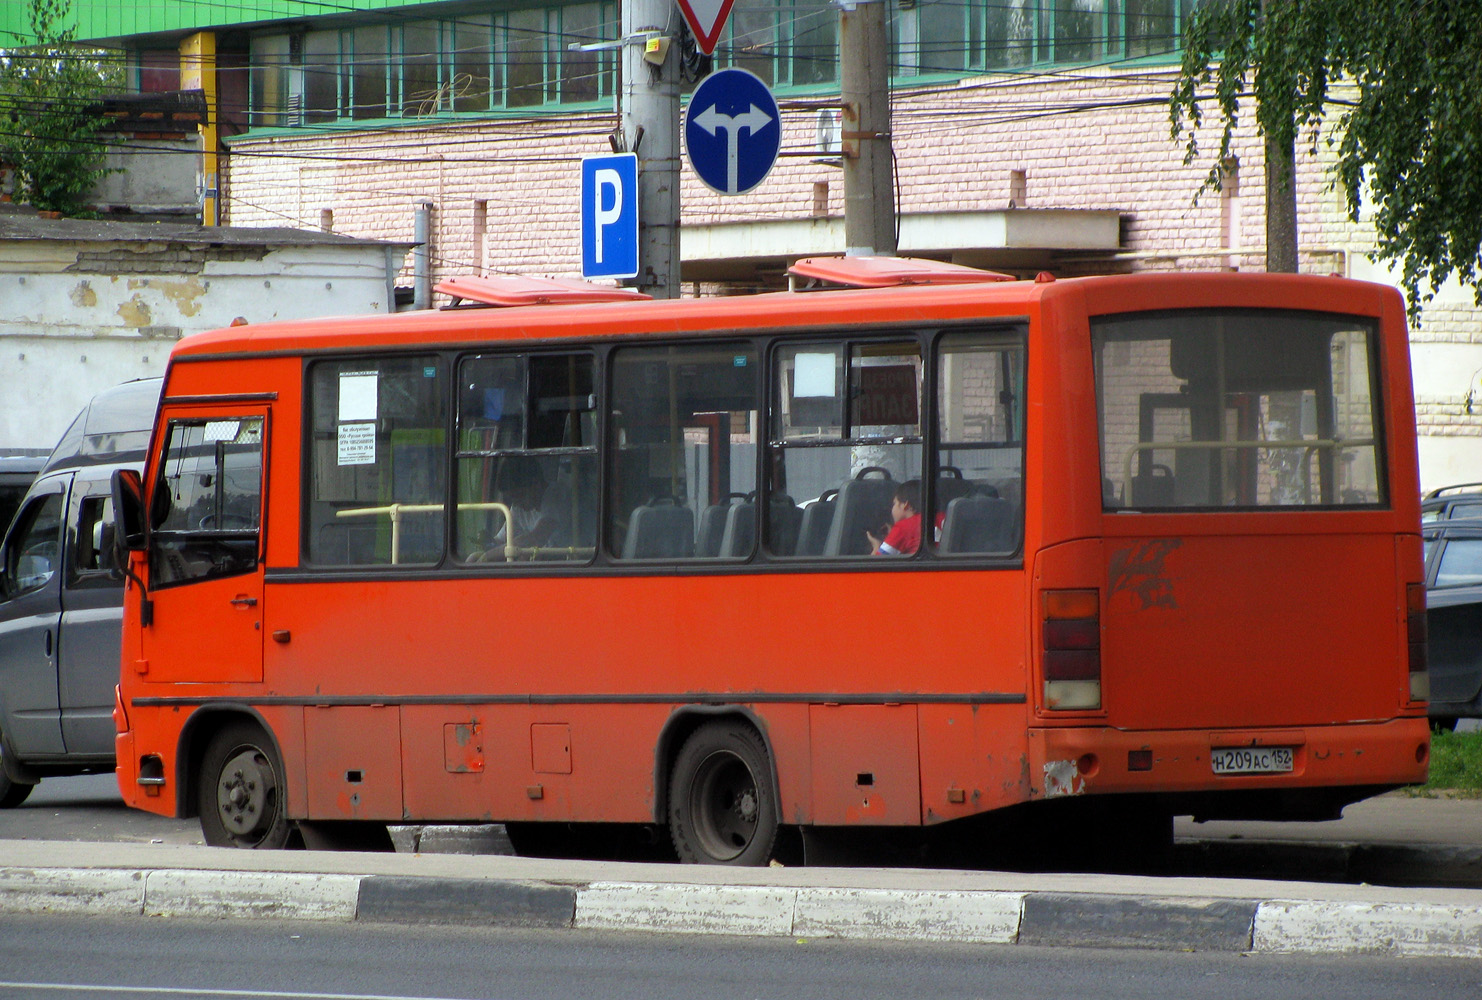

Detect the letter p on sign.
[
  {"left": 581, "top": 153, "right": 639, "bottom": 280},
  {"left": 594, "top": 169, "right": 622, "bottom": 262}
]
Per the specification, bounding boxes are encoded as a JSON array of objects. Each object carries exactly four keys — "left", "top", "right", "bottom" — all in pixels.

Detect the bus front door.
[{"left": 139, "top": 411, "right": 268, "bottom": 685}]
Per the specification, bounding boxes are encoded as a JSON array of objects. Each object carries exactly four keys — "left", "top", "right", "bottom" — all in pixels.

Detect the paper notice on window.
[
  {"left": 203, "top": 420, "right": 240, "bottom": 443},
  {"left": 337, "top": 422, "right": 376, "bottom": 466},
  {"left": 794, "top": 352, "right": 836, "bottom": 398},
  {"left": 338, "top": 372, "right": 378, "bottom": 422}
]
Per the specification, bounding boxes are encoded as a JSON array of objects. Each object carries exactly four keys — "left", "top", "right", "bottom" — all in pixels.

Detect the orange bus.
[{"left": 109, "top": 259, "right": 1430, "bottom": 862}]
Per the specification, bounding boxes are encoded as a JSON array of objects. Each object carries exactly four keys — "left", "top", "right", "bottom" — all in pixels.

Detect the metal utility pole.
[
  {"left": 621, "top": 0, "right": 682, "bottom": 297},
  {"left": 412, "top": 201, "right": 433, "bottom": 309},
  {"left": 839, "top": 0, "right": 895, "bottom": 257}
]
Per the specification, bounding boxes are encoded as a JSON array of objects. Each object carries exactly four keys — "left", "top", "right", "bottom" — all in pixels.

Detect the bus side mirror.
[{"left": 112, "top": 469, "right": 147, "bottom": 555}]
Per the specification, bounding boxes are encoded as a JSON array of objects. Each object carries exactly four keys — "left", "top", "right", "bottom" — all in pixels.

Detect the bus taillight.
[
  {"left": 1042, "top": 588, "right": 1101, "bottom": 710},
  {"left": 1407, "top": 582, "right": 1429, "bottom": 703}
]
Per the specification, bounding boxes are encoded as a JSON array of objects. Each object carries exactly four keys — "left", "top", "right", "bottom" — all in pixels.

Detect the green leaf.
[
  {"left": 1169, "top": 0, "right": 1482, "bottom": 317},
  {"left": 0, "top": 0, "right": 123, "bottom": 217}
]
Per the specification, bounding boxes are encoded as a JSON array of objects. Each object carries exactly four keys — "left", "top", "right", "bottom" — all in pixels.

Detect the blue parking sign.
[{"left": 581, "top": 153, "right": 638, "bottom": 279}]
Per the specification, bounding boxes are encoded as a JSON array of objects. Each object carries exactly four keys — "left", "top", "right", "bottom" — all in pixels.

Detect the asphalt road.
[
  {"left": 1, "top": 912, "right": 1480, "bottom": 1000},
  {"left": 8, "top": 773, "right": 203, "bottom": 846}
]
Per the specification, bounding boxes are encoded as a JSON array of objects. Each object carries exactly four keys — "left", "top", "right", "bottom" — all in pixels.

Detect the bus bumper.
[
  {"left": 1027, "top": 717, "right": 1431, "bottom": 801},
  {"left": 114, "top": 729, "right": 175, "bottom": 818}
]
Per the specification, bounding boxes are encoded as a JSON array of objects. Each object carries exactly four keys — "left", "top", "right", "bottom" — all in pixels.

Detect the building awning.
[
  {"left": 681, "top": 208, "right": 1123, "bottom": 284},
  {"left": 91, "top": 90, "right": 210, "bottom": 133}
]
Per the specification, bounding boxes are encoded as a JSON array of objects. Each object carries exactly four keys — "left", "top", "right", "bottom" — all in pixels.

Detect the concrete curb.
[
  {"left": 4, "top": 866, "right": 1482, "bottom": 959},
  {"left": 357, "top": 876, "right": 575, "bottom": 928},
  {"left": 1018, "top": 893, "right": 1256, "bottom": 953}
]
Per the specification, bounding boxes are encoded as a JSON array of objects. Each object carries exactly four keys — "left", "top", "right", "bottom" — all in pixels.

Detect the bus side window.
[
  {"left": 150, "top": 417, "right": 265, "bottom": 588},
  {"left": 608, "top": 343, "right": 759, "bottom": 561},
  {"left": 932, "top": 329, "right": 1025, "bottom": 556},
  {"left": 455, "top": 353, "right": 598, "bottom": 563},
  {"left": 769, "top": 341, "right": 922, "bottom": 558},
  {"left": 306, "top": 358, "right": 447, "bottom": 567}
]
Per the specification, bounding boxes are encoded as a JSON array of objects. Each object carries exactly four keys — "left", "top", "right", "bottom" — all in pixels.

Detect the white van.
[{"left": 0, "top": 378, "right": 160, "bottom": 807}]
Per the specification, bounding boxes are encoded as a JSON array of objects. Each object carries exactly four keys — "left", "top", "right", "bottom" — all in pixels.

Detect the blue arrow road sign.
[
  {"left": 685, "top": 68, "right": 780, "bottom": 196},
  {"left": 581, "top": 152, "right": 638, "bottom": 279}
]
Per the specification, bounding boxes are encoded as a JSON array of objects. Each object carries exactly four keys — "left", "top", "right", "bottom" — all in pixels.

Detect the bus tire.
[
  {"left": 197, "top": 721, "right": 293, "bottom": 850},
  {"left": 668, "top": 721, "right": 778, "bottom": 866}
]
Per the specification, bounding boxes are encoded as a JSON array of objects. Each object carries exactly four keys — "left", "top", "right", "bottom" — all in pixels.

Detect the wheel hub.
[
  {"left": 733, "top": 789, "right": 758, "bottom": 824},
  {"left": 690, "top": 750, "right": 762, "bottom": 859},
  {"left": 217, "top": 749, "right": 273, "bottom": 837}
]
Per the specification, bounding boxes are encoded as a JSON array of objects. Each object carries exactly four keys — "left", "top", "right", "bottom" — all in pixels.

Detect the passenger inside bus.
[
  {"left": 471, "top": 455, "right": 571, "bottom": 559},
  {"left": 869, "top": 479, "right": 924, "bottom": 556},
  {"left": 867, "top": 479, "right": 952, "bottom": 556}
]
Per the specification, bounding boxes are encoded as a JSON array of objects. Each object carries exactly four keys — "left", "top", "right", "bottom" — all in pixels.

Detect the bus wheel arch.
[
  {"left": 664, "top": 713, "right": 781, "bottom": 866},
  {"left": 653, "top": 707, "right": 781, "bottom": 822},
  {"left": 181, "top": 708, "right": 295, "bottom": 849}
]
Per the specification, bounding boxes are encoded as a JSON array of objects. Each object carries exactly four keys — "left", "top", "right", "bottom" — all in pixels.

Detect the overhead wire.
[
  {"left": 0, "top": 79, "right": 1238, "bottom": 171},
  {"left": 0, "top": 66, "right": 1215, "bottom": 166}
]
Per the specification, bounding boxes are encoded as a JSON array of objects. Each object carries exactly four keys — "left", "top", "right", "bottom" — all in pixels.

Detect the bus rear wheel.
[
  {"left": 198, "top": 721, "right": 293, "bottom": 849},
  {"left": 668, "top": 722, "right": 778, "bottom": 866}
]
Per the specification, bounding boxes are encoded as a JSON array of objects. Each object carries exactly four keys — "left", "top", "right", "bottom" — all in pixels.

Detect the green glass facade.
[
  {"left": 3, "top": 0, "right": 1200, "bottom": 131},
  {"left": 1, "top": 0, "right": 437, "bottom": 45}
]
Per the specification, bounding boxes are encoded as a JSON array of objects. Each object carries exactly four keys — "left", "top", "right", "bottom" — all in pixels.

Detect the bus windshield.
[{"left": 1095, "top": 310, "right": 1383, "bottom": 510}]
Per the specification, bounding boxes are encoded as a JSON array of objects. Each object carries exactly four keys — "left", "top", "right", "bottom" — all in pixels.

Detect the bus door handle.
[
  {"left": 44, "top": 629, "right": 52, "bottom": 657},
  {"left": 230, "top": 596, "right": 258, "bottom": 608}
]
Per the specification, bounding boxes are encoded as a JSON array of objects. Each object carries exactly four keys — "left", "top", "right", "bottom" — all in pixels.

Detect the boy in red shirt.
[{"left": 868, "top": 480, "right": 924, "bottom": 556}]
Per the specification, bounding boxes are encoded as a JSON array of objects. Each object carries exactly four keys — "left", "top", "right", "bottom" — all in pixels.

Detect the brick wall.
[{"left": 223, "top": 67, "right": 1367, "bottom": 280}]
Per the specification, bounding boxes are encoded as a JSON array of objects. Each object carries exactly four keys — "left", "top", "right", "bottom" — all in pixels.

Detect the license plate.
[{"left": 1210, "top": 746, "right": 1294, "bottom": 775}]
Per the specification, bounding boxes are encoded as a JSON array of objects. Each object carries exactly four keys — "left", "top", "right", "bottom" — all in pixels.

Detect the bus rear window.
[{"left": 1094, "top": 310, "right": 1383, "bottom": 510}]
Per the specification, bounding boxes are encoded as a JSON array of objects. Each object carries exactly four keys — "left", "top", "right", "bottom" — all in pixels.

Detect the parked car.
[
  {"left": 1422, "top": 516, "right": 1482, "bottom": 729},
  {"left": 0, "top": 378, "right": 160, "bottom": 807},
  {"left": 0, "top": 454, "right": 46, "bottom": 537},
  {"left": 1422, "top": 483, "right": 1482, "bottom": 522}
]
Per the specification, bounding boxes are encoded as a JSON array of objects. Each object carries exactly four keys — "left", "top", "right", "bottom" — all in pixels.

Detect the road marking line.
[{"left": 0, "top": 982, "right": 491, "bottom": 1000}]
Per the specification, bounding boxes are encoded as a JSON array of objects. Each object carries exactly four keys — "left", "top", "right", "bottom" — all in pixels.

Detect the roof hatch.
[
  {"left": 787, "top": 256, "right": 1016, "bottom": 289},
  {"left": 435, "top": 275, "right": 652, "bottom": 307}
]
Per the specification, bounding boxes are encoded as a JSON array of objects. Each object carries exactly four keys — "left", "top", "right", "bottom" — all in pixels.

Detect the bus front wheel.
[
  {"left": 198, "top": 721, "right": 293, "bottom": 849},
  {"left": 668, "top": 722, "right": 778, "bottom": 866}
]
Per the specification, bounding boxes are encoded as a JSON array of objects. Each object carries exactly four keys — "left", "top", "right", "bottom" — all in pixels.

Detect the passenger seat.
[
  {"left": 621, "top": 499, "right": 695, "bottom": 559},
  {"left": 939, "top": 495, "right": 1015, "bottom": 554}
]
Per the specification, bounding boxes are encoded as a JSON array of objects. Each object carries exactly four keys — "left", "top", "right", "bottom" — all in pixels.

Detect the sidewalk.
[
  {"left": 1172, "top": 792, "right": 1482, "bottom": 889},
  {"left": 3, "top": 837, "right": 1482, "bottom": 960}
]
